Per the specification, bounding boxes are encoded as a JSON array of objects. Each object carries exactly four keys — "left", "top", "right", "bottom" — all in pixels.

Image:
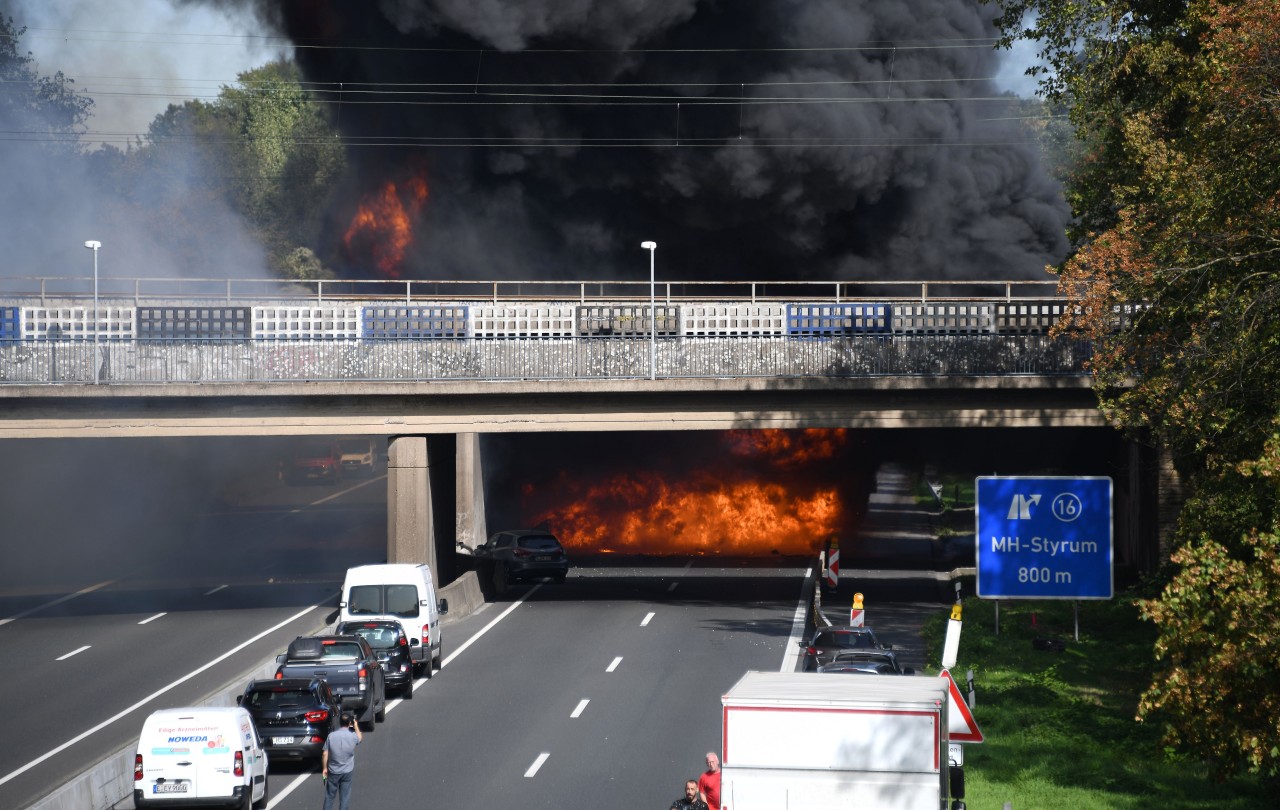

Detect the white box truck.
[{"left": 720, "top": 671, "right": 963, "bottom": 810}]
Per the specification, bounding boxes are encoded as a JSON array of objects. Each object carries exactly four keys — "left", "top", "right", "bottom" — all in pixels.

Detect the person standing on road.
[
  {"left": 698, "top": 752, "right": 722, "bottom": 810},
  {"left": 670, "top": 779, "right": 709, "bottom": 810},
  {"left": 321, "top": 711, "right": 362, "bottom": 810}
]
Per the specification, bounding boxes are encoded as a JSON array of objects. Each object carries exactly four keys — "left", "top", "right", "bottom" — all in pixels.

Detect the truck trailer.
[{"left": 720, "top": 671, "right": 963, "bottom": 810}]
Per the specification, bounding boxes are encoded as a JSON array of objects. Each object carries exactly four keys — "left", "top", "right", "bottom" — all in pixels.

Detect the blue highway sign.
[{"left": 975, "top": 476, "right": 1113, "bottom": 600}]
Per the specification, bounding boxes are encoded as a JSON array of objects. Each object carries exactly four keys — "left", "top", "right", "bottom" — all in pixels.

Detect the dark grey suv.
[{"left": 477, "top": 529, "right": 570, "bottom": 584}]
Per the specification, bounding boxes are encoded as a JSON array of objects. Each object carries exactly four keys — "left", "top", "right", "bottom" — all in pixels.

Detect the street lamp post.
[
  {"left": 640, "top": 241, "right": 657, "bottom": 380},
  {"left": 84, "top": 240, "right": 101, "bottom": 384}
]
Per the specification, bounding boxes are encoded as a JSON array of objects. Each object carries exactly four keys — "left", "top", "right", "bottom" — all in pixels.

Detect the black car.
[
  {"left": 816, "top": 649, "right": 915, "bottom": 675},
  {"left": 335, "top": 620, "right": 415, "bottom": 699},
  {"left": 799, "top": 626, "right": 892, "bottom": 671},
  {"left": 477, "top": 529, "right": 571, "bottom": 584},
  {"left": 237, "top": 677, "right": 342, "bottom": 763}
]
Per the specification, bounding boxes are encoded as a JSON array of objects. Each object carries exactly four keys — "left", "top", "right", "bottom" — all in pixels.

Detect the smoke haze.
[{"left": 2, "top": 0, "right": 1069, "bottom": 283}]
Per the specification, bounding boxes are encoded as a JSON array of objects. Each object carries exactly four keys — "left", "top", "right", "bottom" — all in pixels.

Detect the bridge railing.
[
  {"left": 0, "top": 276, "right": 1063, "bottom": 306},
  {"left": 0, "top": 334, "right": 1090, "bottom": 386}
]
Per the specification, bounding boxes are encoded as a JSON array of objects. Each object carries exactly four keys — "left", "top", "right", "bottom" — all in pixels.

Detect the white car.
[
  {"left": 133, "top": 706, "right": 269, "bottom": 809},
  {"left": 338, "top": 438, "right": 377, "bottom": 476}
]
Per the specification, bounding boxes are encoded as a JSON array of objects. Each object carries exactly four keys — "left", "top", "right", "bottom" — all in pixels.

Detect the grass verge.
[{"left": 921, "top": 584, "right": 1270, "bottom": 809}]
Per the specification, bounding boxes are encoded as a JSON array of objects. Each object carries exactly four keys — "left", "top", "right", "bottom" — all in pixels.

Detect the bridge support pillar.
[
  {"left": 456, "top": 433, "right": 488, "bottom": 555},
  {"left": 387, "top": 435, "right": 436, "bottom": 572},
  {"left": 386, "top": 435, "right": 460, "bottom": 581}
]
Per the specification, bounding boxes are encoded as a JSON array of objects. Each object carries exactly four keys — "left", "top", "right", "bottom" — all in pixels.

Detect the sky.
[{"left": 2, "top": 0, "right": 1063, "bottom": 285}]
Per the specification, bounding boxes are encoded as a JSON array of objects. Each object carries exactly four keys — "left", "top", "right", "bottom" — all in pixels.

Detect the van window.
[
  {"left": 348, "top": 584, "right": 420, "bottom": 618},
  {"left": 385, "top": 584, "right": 420, "bottom": 618}
]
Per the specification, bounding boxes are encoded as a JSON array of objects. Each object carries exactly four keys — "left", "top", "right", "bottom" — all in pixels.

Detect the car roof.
[{"left": 492, "top": 528, "right": 558, "bottom": 539}]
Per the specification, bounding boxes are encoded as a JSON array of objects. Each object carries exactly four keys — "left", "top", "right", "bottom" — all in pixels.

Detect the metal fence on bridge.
[{"left": 0, "top": 334, "right": 1090, "bottom": 385}]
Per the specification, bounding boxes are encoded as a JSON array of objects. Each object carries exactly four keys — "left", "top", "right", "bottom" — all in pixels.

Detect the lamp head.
[
  {"left": 640, "top": 241, "right": 656, "bottom": 250},
  {"left": 84, "top": 240, "right": 101, "bottom": 250}
]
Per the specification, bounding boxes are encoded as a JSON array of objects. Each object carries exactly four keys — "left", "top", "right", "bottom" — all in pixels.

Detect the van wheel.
[
  {"left": 433, "top": 640, "right": 443, "bottom": 670},
  {"left": 252, "top": 776, "right": 269, "bottom": 810},
  {"left": 424, "top": 658, "right": 434, "bottom": 679}
]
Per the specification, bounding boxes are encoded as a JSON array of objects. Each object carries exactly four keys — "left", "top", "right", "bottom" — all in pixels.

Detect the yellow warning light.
[
  {"left": 853, "top": 592, "right": 864, "bottom": 610},
  {"left": 950, "top": 603, "right": 963, "bottom": 621}
]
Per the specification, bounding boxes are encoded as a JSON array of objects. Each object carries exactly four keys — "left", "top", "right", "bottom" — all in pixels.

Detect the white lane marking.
[
  {"left": 408, "top": 582, "right": 543, "bottom": 695},
  {"left": 571, "top": 699, "right": 589, "bottom": 718},
  {"left": 138, "top": 613, "right": 166, "bottom": 625},
  {"left": 0, "top": 603, "right": 320, "bottom": 788},
  {"left": 684, "top": 560, "right": 693, "bottom": 570},
  {"left": 56, "top": 645, "right": 91, "bottom": 661},
  {"left": 606, "top": 656, "right": 622, "bottom": 672},
  {"left": 641, "top": 612, "right": 655, "bottom": 626},
  {"left": 780, "top": 566, "right": 814, "bottom": 673},
  {"left": 0, "top": 579, "right": 116, "bottom": 628},
  {"left": 204, "top": 584, "right": 228, "bottom": 596},
  {"left": 268, "top": 584, "right": 544, "bottom": 806},
  {"left": 524, "top": 752, "right": 550, "bottom": 777},
  {"left": 667, "top": 582, "right": 678, "bottom": 592}
]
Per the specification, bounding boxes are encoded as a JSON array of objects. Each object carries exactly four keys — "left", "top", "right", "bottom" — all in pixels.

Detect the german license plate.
[
  {"left": 535, "top": 555, "right": 553, "bottom": 561},
  {"left": 273, "top": 737, "right": 296, "bottom": 745},
  {"left": 153, "top": 783, "right": 188, "bottom": 794}
]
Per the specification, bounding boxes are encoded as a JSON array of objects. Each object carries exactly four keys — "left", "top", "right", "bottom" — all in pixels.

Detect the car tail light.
[
  {"left": 806, "top": 646, "right": 818, "bottom": 656},
  {"left": 358, "top": 667, "right": 367, "bottom": 691},
  {"left": 399, "top": 635, "right": 408, "bottom": 647},
  {"left": 309, "top": 735, "right": 324, "bottom": 744},
  {"left": 234, "top": 750, "right": 244, "bottom": 777},
  {"left": 305, "top": 709, "right": 329, "bottom": 723},
  {"left": 134, "top": 754, "right": 143, "bottom": 781},
  {"left": 513, "top": 547, "right": 533, "bottom": 558},
  {"left": 274, "top": 670, "right": 284, "bottom": 679}
]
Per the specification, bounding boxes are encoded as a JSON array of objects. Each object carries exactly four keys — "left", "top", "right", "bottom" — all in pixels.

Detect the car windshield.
[
  {"left": 298, "top": 443, "right": 331, "bottom": 457},
  {"left": 342, "top": 625, "right": 400, "bottom": 649},
  {"left": 812, "top": 630, "right": 877, "bottom": 649},
  {"left": 339, "top": 441, "right": 368, "bottom": 454},
  {"left": 348, "top": 584, "right": 420, "bottom": 618},
  {"left": 245, "top": 689, "right": 311, "bottom": 709},
  {"left": 320, "top": 641, "right": 364, "bottom": 659},
  {"left": 518, "top": 535, "right": 561, "bottom": 551}
]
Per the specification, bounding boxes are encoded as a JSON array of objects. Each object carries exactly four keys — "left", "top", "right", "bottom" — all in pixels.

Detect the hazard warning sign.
[{"left": 940, "top": 669, "right": 984, "bottom": 743}]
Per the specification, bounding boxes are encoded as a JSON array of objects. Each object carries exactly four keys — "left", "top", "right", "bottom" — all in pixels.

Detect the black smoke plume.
[{"left": 194, "top": 0, "right": 1070, "bottom": 281}]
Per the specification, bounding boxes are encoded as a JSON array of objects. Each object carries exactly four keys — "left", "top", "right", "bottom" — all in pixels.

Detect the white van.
[
  {"left": 133, "top": 706, "right": 268, "bottom": 810},
  {"left": 339, "top": 563, "right": 448, "bottom": 678}
]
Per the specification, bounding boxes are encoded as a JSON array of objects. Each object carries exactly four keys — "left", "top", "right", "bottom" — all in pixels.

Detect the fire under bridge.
[{"left": 0, "top": 276, "right": 1172, "bottom": 579}]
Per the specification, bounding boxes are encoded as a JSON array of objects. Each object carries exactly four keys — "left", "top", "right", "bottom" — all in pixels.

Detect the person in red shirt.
[{"left": 698, "top": 751, "right": 722, "bottom": 810}]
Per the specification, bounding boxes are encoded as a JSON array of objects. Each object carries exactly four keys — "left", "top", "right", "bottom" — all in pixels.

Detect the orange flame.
[
  {"left": 522, "top": 429, "right": 851, "bottom": 556},
  {"left": 343, "top": 175, "right": 429, "bottom": 278}
]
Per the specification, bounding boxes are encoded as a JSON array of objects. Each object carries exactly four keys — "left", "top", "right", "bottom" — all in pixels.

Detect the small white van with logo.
[
  {"left": 133, "top": 706, "right": 268, "bottom": 809},
  {"left": 340, "top": 563, "right": 448, "bottom": 678}
]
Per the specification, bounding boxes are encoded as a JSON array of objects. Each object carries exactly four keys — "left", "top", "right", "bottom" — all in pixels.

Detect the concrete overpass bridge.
[{"left": 1, "top": 277, "right": 1173, "bottom": 582}]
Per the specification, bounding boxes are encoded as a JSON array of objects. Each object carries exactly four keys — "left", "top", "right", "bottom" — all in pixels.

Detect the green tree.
[
  {"left": 991, "top": 0, "right": 1280, "bottom": 778},
  {"left": 100, "top": 59, "right": 345, "bottom": 277},
  {"left": 0, "top": 14, "right": 92, "bottom": 149}
]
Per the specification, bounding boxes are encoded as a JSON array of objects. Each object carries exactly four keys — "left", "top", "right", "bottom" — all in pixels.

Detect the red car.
[{"left": 287, "top": 440, "right": 343, "bottom": 484}]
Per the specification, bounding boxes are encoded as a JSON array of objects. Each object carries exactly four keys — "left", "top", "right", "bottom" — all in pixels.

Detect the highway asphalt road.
[{"left": 0, "top": 439, "right": 954, "bottom": 810}]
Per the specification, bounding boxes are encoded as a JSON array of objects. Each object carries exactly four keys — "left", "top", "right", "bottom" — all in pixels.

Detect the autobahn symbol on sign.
[{"left": 976, "top": 476, "right": 1114, "bottom": 600}]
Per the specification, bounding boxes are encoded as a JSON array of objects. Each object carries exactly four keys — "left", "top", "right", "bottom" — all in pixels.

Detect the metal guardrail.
[
  {"left": 0, "top": 277, "right": 1064, "bottom": 306},
  {"left": 0, "top": 334, "right": 1090, "bottom": 386}
]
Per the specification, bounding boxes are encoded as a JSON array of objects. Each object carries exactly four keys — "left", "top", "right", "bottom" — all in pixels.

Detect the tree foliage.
[
  {"left": 0, "top": 15, "right": 92, "bottom": 150},
  {"left": 97, "top": 59, "right": 345, "bottom": 277},
  {"left": 991, "top": 0, "right": 1280, "bottom": 778}
]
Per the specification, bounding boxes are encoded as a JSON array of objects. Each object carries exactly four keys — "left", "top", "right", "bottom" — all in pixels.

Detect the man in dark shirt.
[{"left": 670, "top": 779, "right": 709, "bottom": 810}]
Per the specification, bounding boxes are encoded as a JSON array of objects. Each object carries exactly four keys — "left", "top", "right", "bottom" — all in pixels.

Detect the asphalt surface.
[{"left": 1, "top": 442, "right": 958, "bottom": 810}]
